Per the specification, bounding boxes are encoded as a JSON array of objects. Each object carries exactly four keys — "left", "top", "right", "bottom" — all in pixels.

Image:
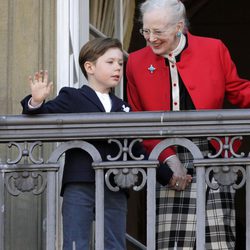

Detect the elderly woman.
[{"left": 126, "top": 0, "right": 250, "bottom": 249}]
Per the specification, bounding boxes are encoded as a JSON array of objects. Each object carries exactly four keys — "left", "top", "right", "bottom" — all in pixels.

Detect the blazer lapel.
[
  {"left": 110, "top": 94, "right": 120, "bottom": 112},
  {"left": 110, "top": 93, "right": 130, "bottom": 112},
  {"left": 80, "top": 85, "right": 128, "bottom": 113},
  {"left": 80, "top": 85, "right": 106, "bottom": 112}
]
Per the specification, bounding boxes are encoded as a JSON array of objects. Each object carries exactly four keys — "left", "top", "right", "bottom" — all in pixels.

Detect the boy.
[{"left": 21, "top": 38, "right": 129, "bottom": 250}]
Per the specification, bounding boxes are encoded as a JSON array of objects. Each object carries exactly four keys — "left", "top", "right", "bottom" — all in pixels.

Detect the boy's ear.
[{"left": 84, "top": 61, "right": 94, "bottom": 74}]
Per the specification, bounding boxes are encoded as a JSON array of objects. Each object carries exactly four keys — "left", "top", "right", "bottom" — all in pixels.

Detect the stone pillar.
[
  {"left": 0, "top": 1, "right": 57, "bottom": 249},
  {"left": 0, "top": 0, "right": 56, "bottom": 115}
]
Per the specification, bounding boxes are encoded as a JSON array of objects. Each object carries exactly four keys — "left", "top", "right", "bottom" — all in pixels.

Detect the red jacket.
[{"left": 126, "top": 32, "right": 250, "bottom": 160}]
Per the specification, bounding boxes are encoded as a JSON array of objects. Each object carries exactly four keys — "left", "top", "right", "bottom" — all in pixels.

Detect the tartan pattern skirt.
[{"left": 156, "top": 138, "right": 236, "bottom": 250}]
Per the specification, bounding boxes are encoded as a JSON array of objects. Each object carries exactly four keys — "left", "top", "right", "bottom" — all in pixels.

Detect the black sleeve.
[
  {"left": 20, "top": 95, "right": 46, "bottom": 114},
  {"left": 20, "top": 87, "right": 73, "bottom": 114},
  {"left": 156, "top": 162, "right": 173, "bottom": 186}
]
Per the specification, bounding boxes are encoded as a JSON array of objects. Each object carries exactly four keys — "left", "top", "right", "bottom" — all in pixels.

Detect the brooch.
[
  {"left": 148, "top": 64, "right": 156, "bottom": 74},
  {"left": 122, "top": 105, "right": 130, "bottom": 112}
]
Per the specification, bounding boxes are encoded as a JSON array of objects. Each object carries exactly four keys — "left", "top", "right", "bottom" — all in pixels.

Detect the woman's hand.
[
  {"left": 168, "top": 174, "right": 192, "bottom": 191},
  {"left": 165, "top": 155, "right": 192, "bottom": 190},
  {"left": 29, "top": 70, "right": 53, "bottom": 106}
]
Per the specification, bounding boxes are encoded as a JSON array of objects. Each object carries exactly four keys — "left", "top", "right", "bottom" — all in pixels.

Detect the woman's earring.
[{"left": 176, "top": 31, "right": 182, "bottom": 37}]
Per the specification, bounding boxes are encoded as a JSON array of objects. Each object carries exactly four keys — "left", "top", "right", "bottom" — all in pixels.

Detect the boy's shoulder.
[
  {"left": 59, "top": 85, "right": 90, "bottom": 95},
  {"left": 59, "top": 86, "right": 80, "bottom": 92}
]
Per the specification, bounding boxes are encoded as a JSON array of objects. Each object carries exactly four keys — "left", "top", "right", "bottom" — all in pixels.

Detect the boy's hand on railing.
[{"left": 29, "top": 70, "right": 53, "bottom": 106}]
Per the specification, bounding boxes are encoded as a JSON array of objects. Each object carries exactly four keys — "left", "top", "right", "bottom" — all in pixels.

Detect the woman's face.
[{"left": 142, "top": 8, "right": 181, "bottom": 56}]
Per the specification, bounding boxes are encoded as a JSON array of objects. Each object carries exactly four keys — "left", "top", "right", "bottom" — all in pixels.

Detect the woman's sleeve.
[
  {"left": 220, "top": 41, "right": 250, "bottom": 108},
  {"left": 126, "top": 55, "right": 176, "bottom": 161}
]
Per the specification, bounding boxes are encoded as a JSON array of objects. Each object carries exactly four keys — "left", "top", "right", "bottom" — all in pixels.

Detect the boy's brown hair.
[{"left": 79, "top": 37, "right": 123, "bottom": 79}]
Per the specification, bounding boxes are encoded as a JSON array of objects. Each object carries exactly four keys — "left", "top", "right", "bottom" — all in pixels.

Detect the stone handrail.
[{"left": 0, "top": 109, "right": 250, "bottom": 250}]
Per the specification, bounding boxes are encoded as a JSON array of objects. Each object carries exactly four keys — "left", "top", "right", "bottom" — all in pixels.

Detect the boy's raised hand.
[{"left": 29, "top": 70, "right": 53, "bottom": 106}]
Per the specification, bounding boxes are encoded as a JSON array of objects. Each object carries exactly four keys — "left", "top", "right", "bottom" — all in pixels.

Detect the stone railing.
[{"left": 0, "top": 109, "right": 250, "bottom": 250}]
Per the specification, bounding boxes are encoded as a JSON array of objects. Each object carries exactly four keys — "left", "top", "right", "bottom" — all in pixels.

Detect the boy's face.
[{"left": 87, "top": 48, "right": 123, "bottom": 93}]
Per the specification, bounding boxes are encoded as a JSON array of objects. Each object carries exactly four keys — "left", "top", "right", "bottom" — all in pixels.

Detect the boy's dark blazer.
[
  {"left": 21, "top": 84, "right": 173, "bottom": 192},
  {"left": 21, "top": 85, "right": 135, "bottom": 194}
]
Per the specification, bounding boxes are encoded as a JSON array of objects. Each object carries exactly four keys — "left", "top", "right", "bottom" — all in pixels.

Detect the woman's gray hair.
[{"left": 140, "top": 0, "right": 189, "bottom": 33}]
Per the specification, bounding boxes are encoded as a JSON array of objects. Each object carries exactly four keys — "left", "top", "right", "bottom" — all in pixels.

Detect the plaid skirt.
[{"left": 156, "top": 138, "right": 236, "bottom": 250}]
